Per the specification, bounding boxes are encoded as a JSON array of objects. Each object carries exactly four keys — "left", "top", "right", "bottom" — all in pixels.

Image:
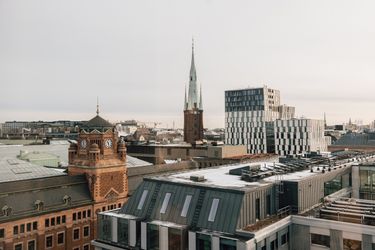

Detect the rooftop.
[{"left": 0, "top": 157, "right": 65, "bottom": 183}]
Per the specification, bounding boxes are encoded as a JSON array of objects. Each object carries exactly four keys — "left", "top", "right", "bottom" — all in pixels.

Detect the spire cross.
[{"left": 96, "top": 97, "right": 99, "bottom": 115}]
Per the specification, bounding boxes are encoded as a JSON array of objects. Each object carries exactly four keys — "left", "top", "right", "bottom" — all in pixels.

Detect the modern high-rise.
[
  {"left": 225, "top": 86, "right": 295, "bottom": 154},
  {"left": 184, "top": 41, "right": 204, "bottom": 144},
  {"left": 274, "top": 118, "right": 328, "bottom": 156}
]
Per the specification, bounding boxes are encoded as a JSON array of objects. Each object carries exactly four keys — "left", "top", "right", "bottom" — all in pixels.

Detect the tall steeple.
[
  {"left": 199, "top": 84, "right": 203, "bottom": 110},
  {"left": 96, "top": 97, "right": 100, "bottom": 115},
  {"left": 186, "top": 38, "right": 200, "bottom": 110}
]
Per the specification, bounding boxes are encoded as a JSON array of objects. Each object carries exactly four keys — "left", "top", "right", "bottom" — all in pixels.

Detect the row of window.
[
  {"left": 45, "top": 215, "right": 66, "bottom": 227},
  {"left": 45, "top": 226, "right": 90, "bottom": 248},
  {"left": 311, "top": 233, "right": 363, "bottom": 249},
  {"left": 13, "top": 222, "right": 38, "bottom": 235},
  {"left": 14, "top": 240, "right": 36, "bottom": 250},
  {"left": 73, "top": 209, "right": 91, "bottom": 221},
  {"left": 101, "top": 203, "right": 122, "bottom": 212}
]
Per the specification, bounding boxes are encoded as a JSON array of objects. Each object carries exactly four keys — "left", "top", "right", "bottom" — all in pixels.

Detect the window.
[
  {"left": 0, "top": 228, "right": 4, "bottom": 238},
  {"left": 118, "top": 203, "right": 121, "bottom": 208},
  {"left": 83, "top": 211, "right": 86, "bottom": 218},
  {"left": 73, "top": 228, "right": 80, "bottom": 240},
  {"left": 32, "top": 222, "right": 37, "bottom": 231},
  {"left": 160, "top": 193, "right": 172, "bottom": 214},
  {"left": 78, "top": 212, "right": 81, "bottom": 220},
  {"left": 27, "top": 240, "right": 35, "bottom": 250},
  {"left": 266, "top": 194, "right": 271, "bottom": 215},
  {"left": 27, "top": 223, "right": 31, "bottom": 232},
  {"left": 147, "top": 224, "right": 159, "bottom": 250},
  {"left": 118, "top": 218, "right": 129, "bottom": 246},
  {"left": 45, "top": 219, "right": 49, "bottom": 227},
  {"left": 208, "top": 198, "right": 220, "bottom": 222},
  {"left": 73, "top": 248, "right": 80, "bottom": 250},
  {"left": 167, "top": 148, "right": 172, "bottom": 155},
  {"left": 57, "top": 232, "right": 65, "bottom": 245},
  {"left": 73, "top": 213, "right": 77, "bottom": 221},
  {"left": 13, "top": 225, "right": 18, "bottom": 235},
  {"left": 281, "top": 233, "right": 288, "bottom": 245},
  {"left": 83, "top": 226, "right": 90, "bottom": 237},
  {"left": 62, "top": 215, "right": 66, "bottom": 223},
  {"left": 14, "top": 243, "right": 22, "bottom": 250},
  {"left": 137, "top": 190, "right": 149, "bottom": 210},
  {"left": 51, "top": 218, "right": 55, "bottom": 226},
  {"left": 20, "top": 224, "right": 25, "bottom": 233},
  {"left": 311, "top": 233, "right": 330, "bottom": 247},
  {"left": 57, "top": 216, "right": 61, "bottom": 225},
  {"left": 46, "top": 235, "right": 53, "bottom": 248},
  {"left": 181, "top": 195, "right": 192, "bottom": 217},
  {"left": 87, "top": 210, "right": 91, "bottom": 218},
  {"left": 255, "top": 198, "right": 260, "bottom": 220},
  {"left": 343, "top": 239, "right": 361, "bottom": 250},
  {"left": 83, "top": 245, "right": 89, "bottom": 250}
]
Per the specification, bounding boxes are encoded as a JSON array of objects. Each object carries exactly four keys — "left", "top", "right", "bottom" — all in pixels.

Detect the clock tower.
[{"left": 68, "top": 109, "right": 128, "bottom": 209}]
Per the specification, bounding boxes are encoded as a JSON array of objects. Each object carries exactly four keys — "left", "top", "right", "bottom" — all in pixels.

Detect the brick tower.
[
  {"left": 184, "top": 40, "right": 204, "bottom": 143},
  {"left": 68, "top": 105, "right": 128, "bottom": 212}
]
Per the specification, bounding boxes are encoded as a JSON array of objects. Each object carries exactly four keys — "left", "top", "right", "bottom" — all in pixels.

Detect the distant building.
[
  {"left": 184, "top": 41, "right": 204, "bottom": 144},
  {"left": 225, "top": 86, "right": 295, "bottom": 154},
  {"left": 274, "top": 119, "right": 329, "bottom": 156},
  {"left": 127, "top": 143, "right": 247, "bottom": 165}
]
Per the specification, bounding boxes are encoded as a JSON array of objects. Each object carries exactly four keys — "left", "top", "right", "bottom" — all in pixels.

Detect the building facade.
[
  {"left": 225, "top": 86, "right": 295, "bottom": 154},
  {"left": 184, "top": 42, "right": 204, "bottom": 144},
  {"left": 274, "top": 119, "right": 328, "bottom": 156},
  {"left": 0, "top": 112, "right": 128, "bottom": 250}
]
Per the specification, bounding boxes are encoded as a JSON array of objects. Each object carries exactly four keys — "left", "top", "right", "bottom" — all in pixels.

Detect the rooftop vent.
[{"left": 190, "top": 175, "right": 205, "bottom": 182}]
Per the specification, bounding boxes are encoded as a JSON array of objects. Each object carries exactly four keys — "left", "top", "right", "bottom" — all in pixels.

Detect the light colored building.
[
  {"left": 92, "top": 151, "right": 375, "bottom": 250},
  {"left": 225, "top": 86, "right": 295, "bottom": 154},
  {"left": 274, "top": 119, "right": 329, "bottom": 156}
]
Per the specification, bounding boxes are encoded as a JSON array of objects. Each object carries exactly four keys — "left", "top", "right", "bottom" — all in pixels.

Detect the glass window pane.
[
  {"left": 181, "top": 195, "right": 192, "bottom": 217},
  {"left": 160, "top": 193, "right": 171, "bottom": 214},
  {"left": 208, "top": 198, "right": 220, "bottom": 222},
  {"left": 137, "top": 190, "right": 149, "bottom": 210}
]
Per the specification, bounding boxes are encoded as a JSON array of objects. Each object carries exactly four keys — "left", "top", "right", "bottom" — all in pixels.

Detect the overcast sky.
[{"left": 1, "top": 0, "right": 375, "bottom": 128}]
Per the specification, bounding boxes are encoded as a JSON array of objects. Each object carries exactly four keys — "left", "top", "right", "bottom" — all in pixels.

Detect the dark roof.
[
  {"left": 0, "top": 175, "right": 93, "bottom": 222},
  {"left": 81, "top": 115, "right": 113, "bottom": 131},
  {"left": 120, "top": 179, "right": 243, "bottom": 234}
]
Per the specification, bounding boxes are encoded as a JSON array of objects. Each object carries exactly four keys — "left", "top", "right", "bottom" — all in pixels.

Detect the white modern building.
[
  {"left": 274, "top": 119, "right": 329, "bottom": 156},
  {"left": 225, "top": 86, "right": 295, "bottom": 154}
]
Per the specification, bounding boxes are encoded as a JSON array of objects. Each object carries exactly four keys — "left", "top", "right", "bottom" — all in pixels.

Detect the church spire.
[
  {"left": 184, "top": 85, "right": 188, "bottom": 110},
  {"left": 199, "top": 84, "right": 203, "bottom": 110},
  {"left": 187, "top": 38, "right": 199, "bottom": 110}
]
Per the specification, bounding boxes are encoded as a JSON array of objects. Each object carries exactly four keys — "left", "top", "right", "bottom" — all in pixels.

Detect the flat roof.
[{"left": 0, "top": 157, "right": 65, "bottom": 183}]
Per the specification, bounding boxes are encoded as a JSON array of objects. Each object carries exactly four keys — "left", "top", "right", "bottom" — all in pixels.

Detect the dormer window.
[
  {"left": 63, "top": 195, "right": 72, "bottom": 205},
  {"left": 34, "top": 200, "right": 44, "bottom": 211},
  {"left": 2, "top": 205, "right": 12, "bottom": 216}
]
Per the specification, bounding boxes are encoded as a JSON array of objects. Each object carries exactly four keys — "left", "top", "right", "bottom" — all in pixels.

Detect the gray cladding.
[{"left": 120, "top": 179, "right": 244, "bottom": 234}]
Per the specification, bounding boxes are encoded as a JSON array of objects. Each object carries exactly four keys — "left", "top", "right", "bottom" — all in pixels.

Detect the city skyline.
[{"left": 1, "top": 0, "right": 375, "bottom": 128}]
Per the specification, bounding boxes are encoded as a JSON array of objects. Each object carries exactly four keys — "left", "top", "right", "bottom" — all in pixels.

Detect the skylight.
[
  {"left": 208, "top": 198, "right": 220, "bottom": 222},
  {"left": 181, "top": 195, "right": 192, "bottom": 217},
  {"left": 160, "top": 193, "right": 171, "bottom": 214},
  {"left": 137, "top": 190, "right": 149, "bottom": 210}
]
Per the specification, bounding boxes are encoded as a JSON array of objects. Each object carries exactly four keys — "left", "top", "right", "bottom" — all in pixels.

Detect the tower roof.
[
  {"left": 185, "top": 39, "right": 203, "bottom": 111},
  {"left": 82, "top": 115, "right": 113, "bottom": 131}
]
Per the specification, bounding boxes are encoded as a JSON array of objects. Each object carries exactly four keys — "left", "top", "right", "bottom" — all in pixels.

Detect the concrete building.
[
  {"left": 225, "top": 86, "right": 295, "bottom": 154},
  {"left": 92, "top": 151, "right": 375, "bottom": 249},
  {"left": 184, "top": 41, "right": 204, "bottom": 144},
  {"left": 274, "top": 119, "right": 329, "bottom": 156}
]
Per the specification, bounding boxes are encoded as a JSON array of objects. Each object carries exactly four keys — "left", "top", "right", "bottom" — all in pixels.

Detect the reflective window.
[
  {"left": 160, "top": 193, "right": 171, "bottom": 214},
  {"left": 147, "top": 224, "right": 159, "bottom": 250},
  {"left": 311, "top": 233, "right": 330, "bottom": 248},
  {"left": 181, "top": 195, "right": 192, "bottom": 217},
  {"left": 208, "top": 198, "right": 220, "bottom": 222},
  {"left": 118, "top": 218, "right": 129, "bottom": 246},
  {"left": 137, "top": 190, "right": 149, "bottom": 210}
]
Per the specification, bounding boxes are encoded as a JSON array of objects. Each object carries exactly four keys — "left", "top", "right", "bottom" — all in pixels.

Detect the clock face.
[
  {"left": 80, "top": 139, "right": 87, "bottom": 149},
  {"left": 105, "top": 139, "right": 113, "bottom": 148}
]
